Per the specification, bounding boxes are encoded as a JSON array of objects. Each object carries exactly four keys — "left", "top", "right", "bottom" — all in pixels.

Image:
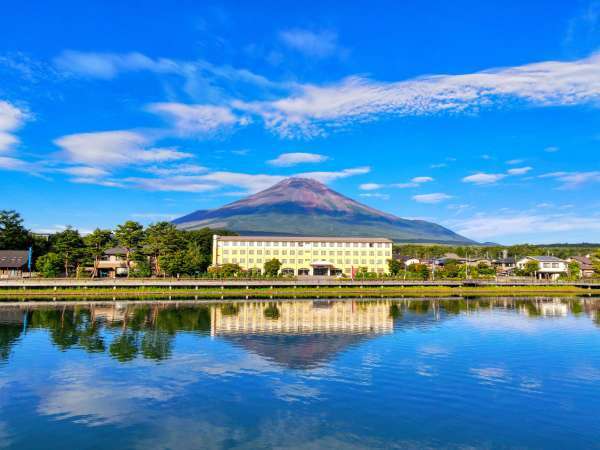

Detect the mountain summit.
[{"left": 173, "top": 177, "right": 474, "bottom": 243}]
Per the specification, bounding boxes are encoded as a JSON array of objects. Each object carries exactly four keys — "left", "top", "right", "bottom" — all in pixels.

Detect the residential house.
[
  {"left": 95, "top": 247, "right": 130, "bottom": 278},
  {"left": 516, "top": 256, "right": 568, "bottom": 280},
  {"left": 566, "top": 256, "right": 595, "bottom": 278},
  {"left": 0, "top": 250, "right": 28, "bottom": 278}
]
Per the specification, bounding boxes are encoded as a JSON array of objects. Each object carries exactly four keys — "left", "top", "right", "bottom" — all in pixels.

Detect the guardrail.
[{"left": 0, "top": 277, "right": 599, "bottom": 289}]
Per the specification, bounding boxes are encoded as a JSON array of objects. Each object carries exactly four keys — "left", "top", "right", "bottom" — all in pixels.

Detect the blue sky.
[{"left": 1, "top": 0, "right": 599, "bottom": 244}]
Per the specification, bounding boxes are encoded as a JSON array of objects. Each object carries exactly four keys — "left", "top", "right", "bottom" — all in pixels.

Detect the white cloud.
[
  {"left": 462, "top": 172, "right": 506, "bottom": 184},
  {"left": 60, "top": 166, "right": 109, "bottom": 177},
  {"left": 295, "top": 166, "right": 370, "bottom": 184},
  {"left": 506, "top": 159, "right": 524, "bottom": 165},
  {"left": 54, "top": 130, "right": 191, "bottom": 167},
  {"left": 412, "top": 193, "right": 453, "bottom": 203},
  {"left": 0, "top": 101, "right": 28, "bottom": 153},
  {"left": 126, "top": 166, "right": 369, "bottom": 194},
  {"left": 238, "top": 51, "right": 600, "bottom": 137},
  {"left": 540, "top": 171, "right": 600, "bottom": 189},
  {"left": 142, "top": 164, "right": 208, "bottom": 176},
  {"left": 360, "top": 193, "right": 390, "bottom": 200},
  {"left": 267, "top": 152, "right": 328, "bottom": 167},
  {"left": 359, "top": 183, "right": 384, "bottom": 191},
  {"left": 391, "top": 182, "right": 419, "bottom": 188},
  {"left": 0, "top": 156, "right": 32, "bottom": 171},
  {"left": 279, "top": 29, "right": 339, "bottom": 58},
  {"left": 506, "top": 166, "right": 533, "bottom": 175},
  {"left": 448, "top": 212, "right": 600, "bottom": 241},
  {"left": 147, "top": 102, "right": 246, "bottom": 135},
  {"left": 544, "top": 146, "right": 560, "bottom": 153},
  {"left": 411, "top": 176, "right": 434, "bottom": 183},
  {"left": 430, "top": 163, "right": 447, "bottom": 169}
]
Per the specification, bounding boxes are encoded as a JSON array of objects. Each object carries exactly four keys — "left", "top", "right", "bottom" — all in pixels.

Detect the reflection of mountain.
[
  {"left": 212, "top": 300, "right": 394, "bottom": 369},
  {"left": 224, "top": 333, "right": 375, "bottom": 369}
]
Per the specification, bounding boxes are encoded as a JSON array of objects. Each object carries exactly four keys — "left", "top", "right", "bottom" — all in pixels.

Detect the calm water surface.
[{"left": 1, "top": 297, "right": 600, "bottom": 449}]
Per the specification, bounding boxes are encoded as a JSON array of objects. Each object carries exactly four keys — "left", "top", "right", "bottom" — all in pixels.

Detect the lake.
[{"left": 0, "top": 297, "right": 599, "bottom": 449}]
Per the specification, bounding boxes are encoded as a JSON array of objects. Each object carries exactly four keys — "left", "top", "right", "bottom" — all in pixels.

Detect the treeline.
[
  {"left": 393, "top": 243, "right": 600, "bottom": 259},
  {"left": 0, "top": 210, "right": 236, "bottom": 277}
]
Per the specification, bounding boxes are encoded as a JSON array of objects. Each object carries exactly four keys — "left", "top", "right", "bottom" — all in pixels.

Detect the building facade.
[
  {"left": 516, "top": 256, "right": 568, "bottom": 280},
  {"left": 212, "top": 235, "right": 393, "bottom": 276}
]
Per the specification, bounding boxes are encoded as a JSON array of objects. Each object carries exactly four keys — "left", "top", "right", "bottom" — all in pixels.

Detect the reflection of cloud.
[
  {"left": 273, "top": 382, "right": 321, "bottom": 402},
  {"left": 418, "top": 344, "right": 451, "bottom": 357},
  {"left": 519, "top": 376, "right": 543, "bottom": 392},
  {"left": 569, "top": 365, "right": 600, "bottom": 382},
  {"left": 0, "top": 422, "right": 12, "bottom": 448},
  {"left": 470, "top": 367, "right": 510, "bottom": 384}
]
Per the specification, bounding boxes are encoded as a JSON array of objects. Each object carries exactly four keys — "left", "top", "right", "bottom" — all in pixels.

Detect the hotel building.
[{"left": 212, "top": 235, "right": 393, "bottom": 276}]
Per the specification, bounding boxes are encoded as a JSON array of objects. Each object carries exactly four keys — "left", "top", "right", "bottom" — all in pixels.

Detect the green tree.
[
  {"left": 568, "top": 261, "right": 581, "bottom": 280},
  {"left": 263, "top": 258, "right": 282, "bottom": 276},
  {"left": 84, "top": 228, "right": 113, "bottom": 278},
  {"left": 144, "top": 222, "right": 183, "bottom": 275},
  {"left": 523, "top": 260, "right": 540, "bottom": 276},
  {"left": 0, "top": 210, "right": 29, "bottom": 250},
  {"left": 387, "top": 259, "right": 402, "bottom": 276},
  {"left": 35, "top": 252, "right": 63, "bottom": 277},
  {"left": 115, "top": 221, "right": 145, "bottom": 276},
  {"left": 209, "top": 263, "right": 243, "bottom": 277},
  {"left": 52, "top": 227, "right": 84, "bottom": 277}
]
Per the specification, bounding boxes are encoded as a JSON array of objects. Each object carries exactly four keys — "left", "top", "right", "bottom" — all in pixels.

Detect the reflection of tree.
[
  {"left": 264, "top": 304, "right": 280, "bottom": 320},
  {"left": 220, "top": 304, "right": 239, "bottom": 316},
  {"left": 141, "top": 331, "right": 172, "bottom": 361},
  {"left": 0, "top": 324, "right": 22, "bottom": 361},
  {"left": 109, "top": 332, "right": 139, "bottom": 362},
  {"left": 389, "top": 304, "right": 402, "bottom": 319},
  {"left": 408, "top": 301, "right": 430, "bottom": 314},
  {"left": 78, "top": 321, "right": 106, "bottom": 353}
]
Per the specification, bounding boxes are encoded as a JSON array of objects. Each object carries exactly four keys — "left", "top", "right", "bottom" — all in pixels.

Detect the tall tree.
[
  {"left": 115, "top": 221, "right": 145, "bottom": 276},
  {"left": 0, "top": 210, "right": 29, "bottom": 250},
  {"left": 52, "top": 227, "right": 84, "bottom": 277},
  {"left": 84, "top": 229, "right": 113, "bottom": 277},
  {"left": 144, "top": 222, "right": 183, "bottom": 275}
]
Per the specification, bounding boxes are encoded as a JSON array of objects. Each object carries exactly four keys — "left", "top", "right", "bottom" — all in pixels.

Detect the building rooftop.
[
  {"left": 214, "top": 235, "right": 393, "bottom": 243},
  {"left": 0, "top": 250, "right": 28, "bottom": 268},
  {"left": 527, "top": 256, "right": 566, "bottom": 262}
]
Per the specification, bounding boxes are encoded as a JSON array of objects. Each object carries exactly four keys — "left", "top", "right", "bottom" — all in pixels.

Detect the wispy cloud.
[
  {"left": 539, "top": 171, "right": 600, "bottom": 189},
  {"left": 54, "top": 130, "right": 192, "bottom": 167},
  {"left": 412, "top": 193, "right": 453, "bottom": 203},
  {"left": 0, "top": 100, "right": 29, "bottom": 153},
  {"left": 448, "top": 212, "right": 600, "bottom": 240},
  {"left": 462, "top": 172, "right": 506, "bottom": 185},
  {"left": 279, "top": 29, "right": 340, "bottom": 59},
  {"left": 360, "top": 193, "right": 390, "bottom": 200},
  {"left": 359, "top": 183, "right": 384, "bottom": 191},
  {"left": 238, "top": 51, "right": 600, "bottom": 137},
  {"left": 506, "top": 166, "right": 532, "bottom": 175},
  {"left": 147, "top": 103, "right": 248, "bottom": 135},
  {"left": 267, "top": 152, "right": 328, "bottom": 167},
  {"left": 544, "top": 146, "right": 560, "bottom": 153}
]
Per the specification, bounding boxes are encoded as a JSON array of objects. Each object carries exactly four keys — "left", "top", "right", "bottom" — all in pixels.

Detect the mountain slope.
[{"left": 173, "top": 178, "right": 474, "bottom": 244}]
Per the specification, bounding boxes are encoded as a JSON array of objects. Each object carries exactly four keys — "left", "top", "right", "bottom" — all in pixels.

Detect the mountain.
[{"left": 173, "top": 177, "right": 474, "bottom": 244}]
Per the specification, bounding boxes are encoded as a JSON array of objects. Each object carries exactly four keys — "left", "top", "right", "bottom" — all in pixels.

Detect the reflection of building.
[
  {"left": 212, "top": 235, "right": 393, "bottom": 276},
  {"left": 211, "top": 300, "right": 394, "bottom": 335},
  {"left": 212, "top": 300, "right": 394, "bottom": 369}
]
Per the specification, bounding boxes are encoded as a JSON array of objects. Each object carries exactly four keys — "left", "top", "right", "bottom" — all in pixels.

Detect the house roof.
[
  {"left": 0, "top": 250, "right": 28, "bottom": 268},
  {"left": 527, "top": 256, "right": 565, "bottom": 262},
  {"left": 215, "top": 235, "right": 392, "bottom": 243},
  {"left": 569, "top": 256, "right": 594, "bottom": 269},
  {"left": 104, "top": 246, "right": 128, "bottom": 255}
]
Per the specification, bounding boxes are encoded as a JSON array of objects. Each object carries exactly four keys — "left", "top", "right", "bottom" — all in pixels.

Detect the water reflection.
[
  {"left": 1, "top": 297, "right": 599, "bottom": 367},
  {"left": 1, "top": 297, "right": 600, "bottom": 449}
]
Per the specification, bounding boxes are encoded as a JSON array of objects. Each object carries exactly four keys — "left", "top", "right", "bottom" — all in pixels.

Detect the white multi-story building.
[
  {"left": 212, "top": 235, "right": 393, "bottom": 276},
  {"left": 516, "top": 256, "right": 568, "bottom": 280}
]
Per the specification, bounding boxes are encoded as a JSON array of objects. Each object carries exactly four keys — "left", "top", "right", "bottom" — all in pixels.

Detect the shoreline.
[{"left": 0, "top": 284, "right": 598, "bottom": 300}]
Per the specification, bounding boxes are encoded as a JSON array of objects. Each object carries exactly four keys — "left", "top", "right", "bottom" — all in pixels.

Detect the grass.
[{"left": 0, "top": 284, "right": 596, "bottom": 300}]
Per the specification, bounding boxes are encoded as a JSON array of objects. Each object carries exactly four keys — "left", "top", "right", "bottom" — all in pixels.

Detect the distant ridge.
[{"left": 173, "top": 177, "right": 475, "bottom": 244}]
